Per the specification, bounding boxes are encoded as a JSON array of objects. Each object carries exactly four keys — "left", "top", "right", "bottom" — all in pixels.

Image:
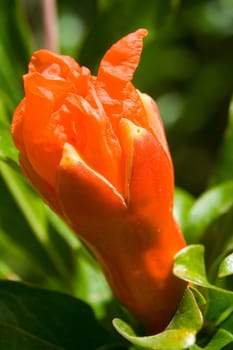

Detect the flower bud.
[{"left": 12, "top": 29, "right": 186, "bottom": 333}]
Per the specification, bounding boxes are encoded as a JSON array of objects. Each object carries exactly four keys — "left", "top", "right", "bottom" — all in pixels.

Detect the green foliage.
[
  {"left": 218, "top": 253, "right": 233, "bottom": 278},
  {"left": 0, "top": 280, "right": 110, "bottom": 350},
  {"left": 0, "top": 0, "right": 232, "bottom": 349},
  {"left": 113, "top": 288, "right": 203, "bottom": 350}
]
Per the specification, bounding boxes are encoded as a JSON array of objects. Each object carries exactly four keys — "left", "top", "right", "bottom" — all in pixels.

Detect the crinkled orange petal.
[
  {"left": 11, "top": 99, "right": 26, "bottom": 155},
  {"left": 29, "top": 49, "right": 80, "bottom": 79},
  {"left": 96, "top": 29, "right": 148, "bottom": 135},
  {"left": 22, "top": 72, "right": 75, "bottom": 187},
  {"left": 64, "top": 93, "right": 122, "bottom": 192},
  {"left": 97, "top": 29, "right": 148, "bottom": 95}
]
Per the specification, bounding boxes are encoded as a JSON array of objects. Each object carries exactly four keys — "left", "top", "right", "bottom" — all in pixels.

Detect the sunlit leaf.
[
  {"left": 184, "top": 181, "right": 233, "bottom": 243},
  {"left": 113, "top": 288, "right": 203, "bottom": 350},
  {"left": 218, "top": 253, "right": 233, "bottom": 278},
  {"left": 0, "top": 121, "right": 18, "bottom": 164},
  {"left": 174, "top": 245, "right": 233, "bottom": 346},
  {"left": 174, "top": 244, "right": 233, "bottom": 293},
  {"left": 174, "top": 245, "right": 211, "bottom": 287}
]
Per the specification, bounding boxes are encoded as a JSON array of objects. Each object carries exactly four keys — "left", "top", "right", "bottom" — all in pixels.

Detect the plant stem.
[{"left": 42, "top": 0, "right": 59, "bottom": 52}]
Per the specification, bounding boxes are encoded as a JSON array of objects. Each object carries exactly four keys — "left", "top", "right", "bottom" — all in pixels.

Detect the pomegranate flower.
[{"left": 12, "top": 29, "right": 186, "bottom": 333}]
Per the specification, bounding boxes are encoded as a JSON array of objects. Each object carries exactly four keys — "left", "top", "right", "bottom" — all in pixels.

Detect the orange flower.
[{"left": 12, "top": 29, "right": 186, "bottom": 333}]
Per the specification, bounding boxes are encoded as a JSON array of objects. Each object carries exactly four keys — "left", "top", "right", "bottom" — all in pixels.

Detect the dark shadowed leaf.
[
  {"left": 0, "top": 280, "right": 110, "bottom": 350},
  {"left": 211, "top": 96, "right": 233, "bottom": 184}
]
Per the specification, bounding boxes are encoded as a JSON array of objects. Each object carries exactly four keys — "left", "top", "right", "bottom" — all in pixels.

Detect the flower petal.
[
  {"left": 22, "top": 72, "right": 74, "bottom": 187},
  {"left": 138, "top": 91, "right": 171, "bottom": 160},
  {"left": 19, "top": 154, "right": 62, "bottom": 216},
  {"left": 97, "top": 29, "right": 148, "bottom": 94},
  {"left": 57, "top": 143, "right": 126, "bottom": 240},
  {"left": 29, "top": 49, "right": 80, "bottom": 79},
  {"left": 120, "top": 118, "right": 174, "bottom": 227},
  {"left": 11, "top": 99, "right": 26, "bottom": 155}
]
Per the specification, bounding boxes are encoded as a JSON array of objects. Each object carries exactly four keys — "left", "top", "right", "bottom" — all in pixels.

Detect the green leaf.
[
  {"left": 204, "top": 289, "right": 233, "bottom": 333},
  {"left": 174, "top": 187, "right": 195, "bottom": 233},
  {"left": 174, "top": 245, "right": 211, "bottom": 288},
  {"left": 204, "top": 328, "right": 233, "bottom": 350},
  {"left": 184, "top": 181, "right": 233, "bottom": 243},
  {"left": 174, "top": 246, "right": 233, "bottom": 347},
  {"left": 75, "top": 246, "right": 112, "bottom": 319},
  {"left": 174, "top": 244, "right": 233, "bottom": 293},
  {"left": 0, "top": 162, "right": 74, "bottom": 288},
  {"left": 0, "top": 280, "right": 110, "bottom": 350},
  {"left": 218, "top": 253, "right": 233, "bottom": 278},
  {"left": 0, "top": 96, "right": 19, "bottom": 166},
  {"left": 0, "top": 120, "right": 18, "bottom": 164},
  {"left": 113, "top": 288, "right": 203, "bottom": 350},
  {"left": 0, "top": 325, "right": 63, "bottom": 350},
  {"left": 0, "top": 0, "right": 31, "bottom": 107},
  {"left": 0, "top": 167, "right": 56, "bottom": 280},
  {"left": 189, "top": 329, "right": 233, "bottom": 350}
]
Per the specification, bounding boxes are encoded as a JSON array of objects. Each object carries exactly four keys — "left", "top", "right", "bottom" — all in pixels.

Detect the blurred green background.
[{"left": 0, "top": 0, "right": 232, "bottom": 302}]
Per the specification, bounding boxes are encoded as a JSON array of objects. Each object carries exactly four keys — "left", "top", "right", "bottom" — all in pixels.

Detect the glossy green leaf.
[
  {"left": 218, "top": 253, "right": 233, "bottom": 278},
  {"left": 174, "top": 245, "right": 211, "bottom": 287},
  {"left": 204, "top": 328, "right": 233, "bottom": 350},
  {"left": 174, "top": 246, "right": 233, "bottom": 346},
  {"left": 174, "top": 244, "right": 233, "bottom": 293},
  {"left": 184, "top": 181, "right": 233, "bottom": 243},
  {"left": 174, "top": 245, "right": 233, "bottom": 329},
  {"left": 0, "top": 280, "right": 110, "bottom": 350},
  {"left": 189, "top": 286, "right": 207, "bottom": 308},
  {"left": 113, "top": 288, "right": 203, "bottom": 350},
  {"left": 174, "top": 187, "right": 195, "bottom": 233}
]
